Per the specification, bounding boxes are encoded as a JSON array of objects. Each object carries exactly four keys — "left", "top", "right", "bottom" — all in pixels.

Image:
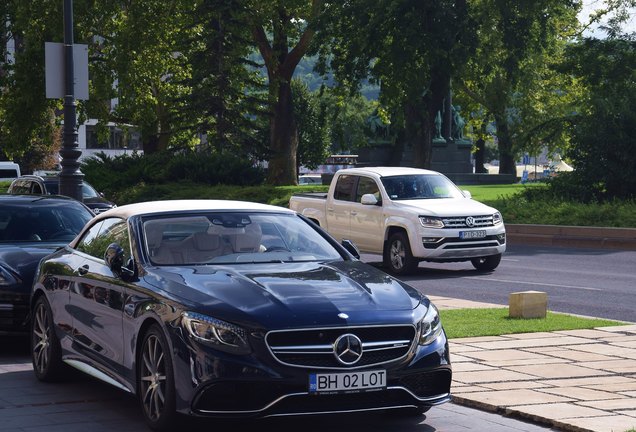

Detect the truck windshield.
[{"left": 381, "top": 175, "right": 465, "bottom": 200}]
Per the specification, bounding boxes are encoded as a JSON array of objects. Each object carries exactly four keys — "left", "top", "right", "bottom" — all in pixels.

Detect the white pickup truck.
[{"left": 289, "top": 166, "right": 506, "bottom": 275}]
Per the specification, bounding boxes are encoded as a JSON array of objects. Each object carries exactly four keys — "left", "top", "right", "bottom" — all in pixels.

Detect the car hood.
[
  {"left": 393, "top": 197, "right": 498, "bottom": 217},
  {"left": 0, "top": 243, "right": 62, "bottom": 292},
  {"left": 143, "top": 261, "right": 425, "bottom": 328}
]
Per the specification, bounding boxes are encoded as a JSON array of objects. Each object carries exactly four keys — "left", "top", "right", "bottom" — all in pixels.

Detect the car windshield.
[
  {"left": 0, "top": 201, "right": 93, "bottom": 243},
  {"left": 380, "top": 174, "right": 465, "bottom": 200},
  {"left": 45, "top": 180, "right": 100, "bottom": 199},
  {"left": 143, "top": 212, "right": 342, "bottom": 266}
]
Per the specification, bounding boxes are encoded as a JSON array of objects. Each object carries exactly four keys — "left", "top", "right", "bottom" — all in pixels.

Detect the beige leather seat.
[
  {"left": 183, "top": 231, "right": 229, "bottom": 263},
  {"left": 225, "top": 223, "right": 263, "bottom": 253}
]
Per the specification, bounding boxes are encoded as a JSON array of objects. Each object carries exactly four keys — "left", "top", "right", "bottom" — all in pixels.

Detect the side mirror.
[
  {"left": 341, "top": 239, "right": 360, "bottom": 259},
  {"left": 361, "top": 193, "right": 379, "bottom": 205},
  {"left": 462, "top": 190, "right": 472, "bottom": 199},
  {"left": 104, "top": 243, "right": 135, "bottom": 280}
]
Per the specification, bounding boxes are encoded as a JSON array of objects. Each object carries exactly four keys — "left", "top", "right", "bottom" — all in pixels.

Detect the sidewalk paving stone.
[{"left": 439, "top": 296, "right": 636, "bottom": 432}]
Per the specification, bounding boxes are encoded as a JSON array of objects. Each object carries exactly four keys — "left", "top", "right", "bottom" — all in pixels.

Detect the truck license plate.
[
  {"left": 459, "top": 230, "right": 487, "bottom": 239},
  {"left": 309, "top": 370, "right": 386, "bottom": 394}
]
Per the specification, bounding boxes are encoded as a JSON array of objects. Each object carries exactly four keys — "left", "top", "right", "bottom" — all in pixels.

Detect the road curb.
[
  {"left": 506, "top": 224, "right": 636, "bottom": 250},
  {"left": 452, "top": 383, "right": 600, "bottom": 432}
]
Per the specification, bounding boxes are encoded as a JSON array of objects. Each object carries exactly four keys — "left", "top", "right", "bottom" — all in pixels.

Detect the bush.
[{"left": 81, "top": 150, "right": 265, "bottom": 202}]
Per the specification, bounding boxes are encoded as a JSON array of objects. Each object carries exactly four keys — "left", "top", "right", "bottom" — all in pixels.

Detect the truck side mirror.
[
  {"left": 462, "top": 190, "right": 472, "bottom": 199},
  {"left": 361, "top": 193, "right": 379, "bottom": 205}
]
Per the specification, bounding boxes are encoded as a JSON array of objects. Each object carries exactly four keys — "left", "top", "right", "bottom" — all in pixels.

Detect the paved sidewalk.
[{"left": 430, "top": 295, "right": 636, "bottom": 432}]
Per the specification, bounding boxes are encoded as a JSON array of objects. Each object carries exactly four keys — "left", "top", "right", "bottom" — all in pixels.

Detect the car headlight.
[
  {"left": 418, "top": 303, "right": 443, "bottom": 345},
  {"left": 493, "top": 212, "right": 503, "bottom": 225},
  {"left": 419, "top": 216, "right": 444, "bottom": 228},
  {"left": 182, "top": 312, "right": 250, "bottom": 354},
  {"left": 0, "top": 266, "right": 19, "bottom": 287}
]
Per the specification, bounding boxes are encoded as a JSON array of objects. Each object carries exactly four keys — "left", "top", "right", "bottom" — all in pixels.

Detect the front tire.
[
  {"left": 31, "top": 296, "right": 67, "bottom": 381},
  {"left": 139, "top": 324, "right": 177, "bottom": 431},
  {"left": 471, "top": 253, "right": 502, "bottom": 271},
  {"left": 384, "top": 231, "right": 418, "bottom": 275}
]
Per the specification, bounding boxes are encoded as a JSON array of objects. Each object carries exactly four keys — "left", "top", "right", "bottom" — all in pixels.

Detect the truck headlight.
[
  {"left": 182, "top": 312, "right": 250, "bottom": 354},
  {"left": 493, "top": 212, "right": 503, "bottom": 225},
  {"left": 419, "top": 216, "right": 444, "bottom": 228},
  {"left": 418, "top": 304, "right": 443, "bottom": 345}
]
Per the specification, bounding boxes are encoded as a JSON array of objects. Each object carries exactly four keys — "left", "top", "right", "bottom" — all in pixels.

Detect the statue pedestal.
[{"left": 431, "top": 138, "right": 472, "bottom": 174}]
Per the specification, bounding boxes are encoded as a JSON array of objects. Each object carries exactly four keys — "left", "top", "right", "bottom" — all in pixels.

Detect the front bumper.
[
  {"left": 172, "top": 330, "right": 452, "bottom": 418},
  {"left": 0, "top": 291, "right": 29, "bottom": 333},
  {"left": 412, "top": 225, "right": 506, "bottom": 261}
]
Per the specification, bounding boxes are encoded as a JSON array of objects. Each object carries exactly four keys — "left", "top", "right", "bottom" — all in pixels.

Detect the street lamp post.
[{"left": 58, "top": 0, "right": 83, "bottom": 201}]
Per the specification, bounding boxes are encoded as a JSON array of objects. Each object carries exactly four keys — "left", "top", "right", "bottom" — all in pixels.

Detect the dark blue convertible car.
[{"left": 31, "top": 200, "right": 451, "bottom": 430}]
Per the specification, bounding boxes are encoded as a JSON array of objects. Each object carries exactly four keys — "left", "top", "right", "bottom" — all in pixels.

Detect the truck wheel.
[
  {"left": 384, "top": 232, "right": 418, "bottom": 275},
  {"left": 471, "top": 253, "right": 502, "bottom": 271}
]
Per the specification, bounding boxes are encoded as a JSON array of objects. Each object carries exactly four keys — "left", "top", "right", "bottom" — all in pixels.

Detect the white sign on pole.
[{"left": 45, "top": 42, "right": 89, "bottom": 100}]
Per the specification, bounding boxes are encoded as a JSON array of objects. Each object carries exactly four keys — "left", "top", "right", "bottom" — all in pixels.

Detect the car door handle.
[
  {"left": 350, "top": 211, "right": 357, "bottom": 216},
  {"left": 327, "top": 207, "right": 334, "bottom": 212},
  {"left": 78, "top": 265, "right": 89, "bottom": 275}
]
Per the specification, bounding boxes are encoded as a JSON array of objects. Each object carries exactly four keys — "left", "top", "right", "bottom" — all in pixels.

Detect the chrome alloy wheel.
[
  {"left": 140, "top": 334, "right": 167, "bottom": 422},
  {"left": 32, "top": 301, "right": 51, "bottom": 375},
  {"left": 390, "top": 238, "right": 406, "bottom": 270}
]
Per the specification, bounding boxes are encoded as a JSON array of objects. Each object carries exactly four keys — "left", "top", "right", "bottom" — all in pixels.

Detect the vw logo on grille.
[
  {"left": 465, "top": 216, "right": 475, "bottom": 227},
  {"left": 333, "top": 333, "right": 363, "bottom": 365}
]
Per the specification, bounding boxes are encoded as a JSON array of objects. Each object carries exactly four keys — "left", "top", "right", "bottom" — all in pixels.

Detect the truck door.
[
  {"left": 325, "top": 174, "right": 356, "bottom": 241},
  {"left": 349, "top": 176, "right": 384, "bottom": 252}
]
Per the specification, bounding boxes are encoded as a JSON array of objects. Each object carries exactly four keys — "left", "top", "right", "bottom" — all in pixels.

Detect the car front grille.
[
  {"left": 266, "top": 325, "right": 416, "bottom": 370},
  {"left": 441, "top": 215, "right": 495, "bottom": 228}
]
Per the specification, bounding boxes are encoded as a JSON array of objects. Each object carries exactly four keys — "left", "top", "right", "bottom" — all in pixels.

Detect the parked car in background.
[
  {"left": 0, "top": 194, "right": 94, "bottom": 334},
  {"left": 8, "top": 174, "right": 116, "bottom": 214},
  {"left": 31, "top": 199, "right": 451, "bottom": 430},
  {"left": 298, "top": 174, "right": 323, "bottom": 185},
  {"left": 290, "top": 167, "right": 506, "bottom": 275},
  {"left": 0, "top": 161, "right": 21, "bottom": 182}
]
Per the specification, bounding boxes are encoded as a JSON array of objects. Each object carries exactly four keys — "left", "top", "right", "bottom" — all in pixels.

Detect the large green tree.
[
  {"left": 291, "top": 79, "right": 330, "bottom": 171},
  {"left": 0, "top": 0, "right": 61, "bottom": 171},
  {"left": 559, "top": 38, "right": 636, "bottom": 200},
  {"left": 250, "top": 0, "right": 322, "bottom": 185},
  {"left": 83, "top": 0, "right": 197, "bottom": 154},
  {"left": 459, "top": 0, "right": 580, "bottom": 175},
  {"left": 316, "top": 0, "right": 474, "bottom": 169},
  {"left": 185, "top": 0, "right": 267, "bottom": 156}
]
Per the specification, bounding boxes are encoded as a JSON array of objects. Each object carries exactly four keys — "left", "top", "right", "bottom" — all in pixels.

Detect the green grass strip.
[{"left": 440, "top": 308, "right": 625, "bottom": 339}]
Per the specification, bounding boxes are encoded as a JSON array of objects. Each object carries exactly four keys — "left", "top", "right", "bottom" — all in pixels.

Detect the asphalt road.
[{"left": 363, "top": 244, "right": 636, "bottom": 323}]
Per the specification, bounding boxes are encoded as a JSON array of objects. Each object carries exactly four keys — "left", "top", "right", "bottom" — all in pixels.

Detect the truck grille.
[
  {"left": 442, "top": 215, "right": 495, "bottom": 228},
  {"left": 266, "top": 325, "right": 416, "bottom": 370}
]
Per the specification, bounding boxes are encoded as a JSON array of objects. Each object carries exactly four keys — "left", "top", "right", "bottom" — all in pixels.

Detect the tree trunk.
[
  {"left": 494, "top": 113, "right": 516, "bottom": 175},
  {"left": 406, "top": 103, "right": 431, "bottom": 169},
  {"left": 144, "top": 134, "right": 160, "bottom": 154},
  {"left": 267, "top": 80, "right": 298, "bottom": 185}
]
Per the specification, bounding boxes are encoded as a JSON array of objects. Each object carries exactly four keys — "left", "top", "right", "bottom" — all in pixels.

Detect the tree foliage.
[
  {"left": 291, "top": 79, "right": 329, "bottom": 170},
  {"left": 556, "top": 38, "right": 636, "bottom": 200},
  {"left": 316, "top": 0, "right": 475, "bottom": 169},
  {"left": 0, "top": 0, "right": 61, "bottom": 172},
  {"left": 185, "top": 0, "right": 267, "bottom": 157},
  {"left": 458, "top": 0, "right": 580, "bottom": 175}
]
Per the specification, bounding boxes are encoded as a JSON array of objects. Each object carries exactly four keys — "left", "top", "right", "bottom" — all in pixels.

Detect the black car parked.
[
  {"left": 0, "top": 194, "right": 94, "bottom": 334},
  {"left": 31, "top": 200, "right": 452, "bottom": 430},
  {"left": 8, "top": 174, "right": 116, "bottom": 214}
]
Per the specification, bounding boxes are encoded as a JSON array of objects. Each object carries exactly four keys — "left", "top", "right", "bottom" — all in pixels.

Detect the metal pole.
[{"left": 59, "top": 0, "right": 83, "bottom": 201}]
